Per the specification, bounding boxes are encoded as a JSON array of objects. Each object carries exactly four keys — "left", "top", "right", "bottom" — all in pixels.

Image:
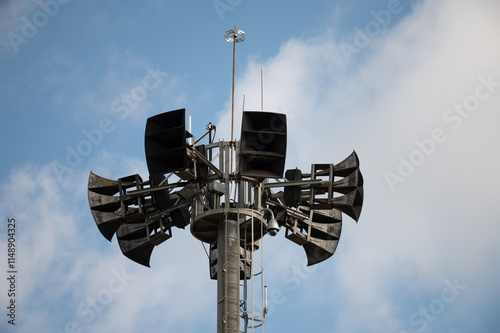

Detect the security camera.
[{"left": 266, "top": 218, "right": 280, "bottom": 236}]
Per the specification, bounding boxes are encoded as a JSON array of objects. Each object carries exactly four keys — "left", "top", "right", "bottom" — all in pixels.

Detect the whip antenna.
[
  {"left": 223, "top": 27, "right": 246, "bottom": 174},
  {"left": 261, "top": 66, "right": 264, "bottom": 111}
]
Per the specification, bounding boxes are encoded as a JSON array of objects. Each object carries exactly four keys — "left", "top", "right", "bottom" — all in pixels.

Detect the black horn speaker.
[
  {"left": 145, "top": 109, "right": 189, "bottom": 176},
  {"left": 239, "top": 111, "right": 287, "bottom": 179}
]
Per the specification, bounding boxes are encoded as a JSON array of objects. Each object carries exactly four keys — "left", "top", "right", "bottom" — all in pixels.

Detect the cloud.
[
  {"left": 215, "top": 0, "right": 500, "bottom": 331},
  {"left": 0, "top": 0, "right": 40, "bottom": 55},
  {"left": 0, "top": 155, "right": 216, "bottom": 333},
  {"left": 2, "top": 0, "right": 499, "bottom": 332}
]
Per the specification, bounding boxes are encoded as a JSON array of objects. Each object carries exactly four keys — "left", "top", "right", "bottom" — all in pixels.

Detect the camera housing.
[{"left": 266, "top": 218, "right": 280, "bottom": 236}]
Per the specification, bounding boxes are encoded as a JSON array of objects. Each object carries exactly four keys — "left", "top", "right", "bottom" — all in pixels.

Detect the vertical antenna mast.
[
  {"left": 224, "top": 28, "right": 246, "bottom": 174},
  {"left": 261, "top": 66, "right": 264, "bottom": 111}
]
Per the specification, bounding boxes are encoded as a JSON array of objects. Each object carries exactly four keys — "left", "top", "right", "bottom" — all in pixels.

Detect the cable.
[{"left": 201, "top": 241, "right": 210, "bottom": 259}]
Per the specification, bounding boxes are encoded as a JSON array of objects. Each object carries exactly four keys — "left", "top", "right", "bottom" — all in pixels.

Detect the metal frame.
[{"left": 88, "top": 28, "right": 364, "bottom": 333}]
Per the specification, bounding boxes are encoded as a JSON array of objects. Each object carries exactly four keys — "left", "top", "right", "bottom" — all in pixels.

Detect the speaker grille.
[
  {"left": 145, "top": 109, "right": 188, "bottom": 176},
  {"left": 240, "top": 111, "right": 287, "bottom": 178}
]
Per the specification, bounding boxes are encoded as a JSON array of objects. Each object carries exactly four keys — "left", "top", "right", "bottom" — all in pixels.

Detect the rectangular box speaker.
[
  {"left": 145, "top": 109, "right": 189, "bottom": 176},
  {"left": 239, "top": 111, "right": 287, "bottom": 178}
]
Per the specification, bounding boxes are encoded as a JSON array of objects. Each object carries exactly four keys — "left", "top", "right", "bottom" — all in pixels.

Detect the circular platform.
[{"left": 190, "top": 208, "right": 266, "bottom": 244}]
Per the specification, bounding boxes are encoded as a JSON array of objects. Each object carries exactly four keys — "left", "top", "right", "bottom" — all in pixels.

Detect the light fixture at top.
[{"left": 223, "top": 28, "right": 246, "bottom": 43}]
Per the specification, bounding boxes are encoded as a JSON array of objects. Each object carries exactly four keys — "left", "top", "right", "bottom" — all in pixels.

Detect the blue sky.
[{"left": 1, "top": 0, "right": 500, "bottom": 332}]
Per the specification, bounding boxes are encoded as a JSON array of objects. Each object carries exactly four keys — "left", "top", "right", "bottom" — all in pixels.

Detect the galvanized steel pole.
[
  {"left": 217, "top": 218, "right": 240, "bottom": 333},
  {"left": 223, "top": 28, "right": 245, "bottom": 176},
  {"left": 231, "top": 31, "right": 236, "bottom": 171}
]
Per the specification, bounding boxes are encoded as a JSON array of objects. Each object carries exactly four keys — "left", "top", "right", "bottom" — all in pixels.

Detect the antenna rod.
[
  {"left": 261, "top": 66, "right": 264, "bottom": 111},
  {"left": 223, "top": 28, "right": 246, "bottom": 175},
  {"left": 188, "top": 115, "right": 192, "bottom": 145},
  {"left": 231, "top": 31, "right": 236, "bottom": 173}
]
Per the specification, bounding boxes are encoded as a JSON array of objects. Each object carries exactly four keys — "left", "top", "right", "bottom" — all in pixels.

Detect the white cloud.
[
  {"left": 0, "top": 155, "right": 217, "bottom": 332},
  {"left": 2, "top": 0, "right": 499, "bottom": 332},
  {"left": 215, "top": 0, "right": 500, "bottom": 331},
  {"left": 0, "top": 0, "right": 40, "bottom": 55}
]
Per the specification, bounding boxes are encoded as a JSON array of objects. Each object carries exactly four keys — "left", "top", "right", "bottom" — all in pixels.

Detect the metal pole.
[
  {"left": 220, "top": 28, "right": 247, "bottom": 333},
  {"left": 217, "top": 218, "right": 240, "bottom": 333},
  {"left": 261, "top": 66, "right": 263, "bottom": 111},
  {"left": 217, "top": 141, "right": 240, "bottom": 333},
  {"left": 230, "top": 33, "right": 236, "bottom": 175}
]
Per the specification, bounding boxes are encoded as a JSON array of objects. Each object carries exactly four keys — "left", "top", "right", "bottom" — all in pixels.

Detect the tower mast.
[{"left": 224, "top": 28, "right": 246, "bottom": 175}]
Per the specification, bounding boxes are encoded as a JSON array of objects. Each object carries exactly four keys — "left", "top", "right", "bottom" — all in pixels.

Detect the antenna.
[
  {"left": 188, "top": 115, "right": 192, "bottom": 145},
  {"left": 224, "top": 27, "right": 246, "bottom": 175},
  {"left": 261, "top": 66, "right": 264, "bottom": 111}
]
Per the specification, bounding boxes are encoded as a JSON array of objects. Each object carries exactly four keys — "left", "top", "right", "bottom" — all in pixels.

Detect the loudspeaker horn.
[
  {"left": 239, "top": 111, "right": 287, "bottom": 179},
  {"left": 145, "top": 109, "right": 189, "bottom": 176},
  {"left": 88, "top": 172, "right": 145, "bottom": 241},
  {"left": 331, "top": 151, "right": 364, "bottom": 222},
  {"left": 285, "top": 207, "right": 342, "bottom": 266},
  {"left": 116, "top": 218, "right": 172, "bottom": 267}
]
